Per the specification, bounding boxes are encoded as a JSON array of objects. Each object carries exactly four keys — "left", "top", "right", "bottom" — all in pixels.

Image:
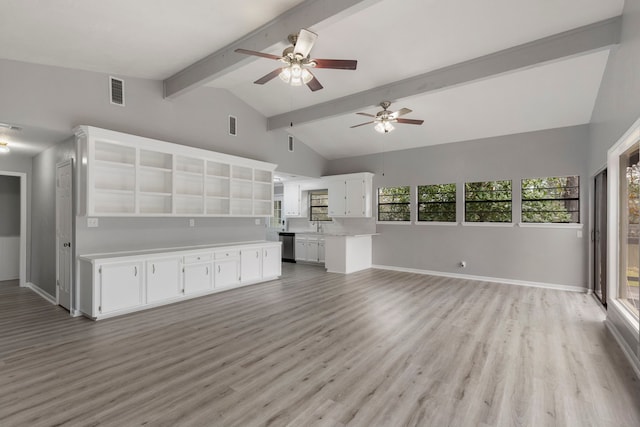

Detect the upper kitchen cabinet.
[
  {"left": 75, "top": 126, "right": 276, "bottom": 217},
  {"left": 325, "top": 173, "right": 373, "bottom": 217},
  {"left": 283, "top": 183, "right": 301, "bottom": 217}
]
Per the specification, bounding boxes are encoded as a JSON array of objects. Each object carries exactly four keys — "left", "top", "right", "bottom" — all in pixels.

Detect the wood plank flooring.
[{"left": 1, "top": 264, "right": 639, "bottom": 426}]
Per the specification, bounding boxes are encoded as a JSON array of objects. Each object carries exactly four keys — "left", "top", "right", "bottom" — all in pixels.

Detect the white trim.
[
  {"left": 605, "top": 319, "right": 640, "bottom": 380},
  {"left": 517, "top": 222, "right": 583, "bottom": 229},
  {"left": 371, "top": 264, "right": 587, "bottom": 293},
  {"left": 413, "top": 221, "right": 459, "bottom": 226},
  {"left": 376, "top": 221, "right": 411, "bottom": 225},
  {"left": 461, "top": 221, "right": 514, "bottom": 227},
  {"left": 26, "top": 282, "right": 57, "bottom": 305},
  {"left": 610, "top": 299, "right": 640, "bottom": 336},
  {"left": 0, "top": 170, "right": 27, "bottom": 287}
]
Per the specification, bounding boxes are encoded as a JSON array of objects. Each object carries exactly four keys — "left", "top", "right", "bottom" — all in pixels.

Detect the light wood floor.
[{"left": 1, "top": 265, "right": 639, "bottom": 427}]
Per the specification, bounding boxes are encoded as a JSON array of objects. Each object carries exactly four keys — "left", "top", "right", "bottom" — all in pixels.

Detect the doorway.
[
  {"left": 56, "top": 160, "right": 73, "bottom": 311},
  {"left": 593, "top": 169, "right": 607, "bottom": 307},
  {"left": 0, "top": 171, "right": 27, "bottom": 287}
]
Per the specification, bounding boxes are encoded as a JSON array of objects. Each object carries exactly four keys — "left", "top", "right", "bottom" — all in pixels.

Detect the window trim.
[
  {"left": 377, "top": 186, "right": 411, "bottom": 223},
  {"left": 416, "top": 183, "right": 457, "bottom": 223},
  {"left": 520, "top": 176, "right": 580, "bottom": 224},
  {"left": 309, "top": 190, "right": 331, "bottom": 221}
]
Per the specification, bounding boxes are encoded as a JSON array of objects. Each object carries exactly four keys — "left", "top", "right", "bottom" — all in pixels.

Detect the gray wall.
[
  {"left": 0, "top": 58, "right": 328, "bottom": 179},
  {"left": 588, "top": 0, "right": 640, "bottom": 361},
  {"left": 0, "top": 176, "right": 20, "bottom": 236},
  {"left": 327, "top": 125, "right": 589, "bottom": 288}
]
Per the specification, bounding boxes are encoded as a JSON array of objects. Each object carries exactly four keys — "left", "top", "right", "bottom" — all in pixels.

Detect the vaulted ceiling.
[{"left": 0, "top": 0, "right": 625, "bottom": 159}]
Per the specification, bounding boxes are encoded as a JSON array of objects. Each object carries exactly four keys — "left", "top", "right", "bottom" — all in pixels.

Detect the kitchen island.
[{"left": 323, "top": 234, "right": 377, "bottom": 274}]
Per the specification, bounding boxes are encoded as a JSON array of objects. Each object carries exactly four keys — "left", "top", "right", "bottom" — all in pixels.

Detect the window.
[
  {"left": 465, "top": 180, "right": 512, "bottom": 222},
  {"left": 378, "top": 186, "right": 411, "bottom": 222},
  {"left": 521, "top": 176, "right": 579, "bottom": 223},
  {"left": 269, "top": 199, "right": 282, "bottom": 228},
  {"left": 417, "top": 183, "right": 456, "bottom": 222},
  {"left": 309, "top": 191, "right": 331, "bottom": 221},
  {"left": 620, "top": 146, "right": 640, "bottom": 317}
]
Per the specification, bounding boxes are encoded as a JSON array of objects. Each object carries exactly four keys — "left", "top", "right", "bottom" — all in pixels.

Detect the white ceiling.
[{"left": 0, "top": 0, "right": 625, "bottom": 160}]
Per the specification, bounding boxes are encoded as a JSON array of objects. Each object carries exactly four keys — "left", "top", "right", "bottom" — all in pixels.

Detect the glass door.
[{"left": 593, "top": 169, "right": 607, "bottom": 307}]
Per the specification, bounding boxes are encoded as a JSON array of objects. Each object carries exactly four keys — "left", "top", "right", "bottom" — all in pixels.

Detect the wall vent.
[
  {"left": 288, "top": 135, "right": 294, "bottom": 152},
  {"left": 229, "top": 115, "right": 237, "bottom": 136},
  {"left": 109, "top": 77, "right": 125, "bottom": 106}
]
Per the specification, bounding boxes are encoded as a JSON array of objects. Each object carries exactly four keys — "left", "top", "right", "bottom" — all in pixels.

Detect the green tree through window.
[
  {"left": 378, "top": 186, "right": 411, "bottom": 221},
  {"left": 465, "top": 180, "right": 512, "bottom": 222},
  {"left": 417, "top": 183, "right": 456, "bottom": 222},
  {"left": 521, "top": 176, "right": 579, "bottom": 223}
]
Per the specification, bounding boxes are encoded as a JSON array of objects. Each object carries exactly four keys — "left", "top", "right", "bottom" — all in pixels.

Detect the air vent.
[
  {"left": 109, "top": 77, "right": 125, "bottom": 106},
  {"left": 288, "top": 135, "right": 294, "bottom": 152},
  {"left": 229, "top": 115, "right": 237, "bottom": 136}
]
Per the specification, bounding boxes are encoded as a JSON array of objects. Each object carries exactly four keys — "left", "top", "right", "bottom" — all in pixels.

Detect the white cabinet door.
[
  {"left": 184, "top": 262, "right": 212, "bottom": 294},
  {"left": 99, "top": 261, "right": 144, "bottom": 314},
  {"left": 240, "top": 248, "right": 262, "bottom": 283},
  {"left": 215, "top": 258, "right": 240, "bottom": 288},
  {"left": 146, "top": 257, "right": 182, "bottom": 303},
  {"left": 345, "top": 178, "right": 365, "bottom": 216},
  {"left": 307, "top": 238, "right": 319, "bottom": 262},
  {"left": 295, "top": 238, "right": 307, "bottom": 261},
  {"left": 328, "top": 180, "right": 346, "bottom": 216},
  {"left": 283, "top": 184, "right": 301, "bottom": 216},
  {"left": 318, "top": 240, "right": 325, "bottom": 263},
  {"left": 262, "top": 246, "right": 281, "bottom": 278}
]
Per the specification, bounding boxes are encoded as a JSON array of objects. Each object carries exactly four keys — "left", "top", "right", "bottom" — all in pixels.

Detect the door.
[
  {"left": 99, "top": 261, "right": 144, "bottom": 313},
  {"left": 240, "top": 248, "right": 262, "bottom": 283},
  {"left": 147, "top": 257, "right": 182, "bottom": 303},
  {"left": 184, "top": 263, "right": 212, "bottom": 294},
  {"left": 318, "top": 239, "right": 325, "bottom": 263},
  {"left": 328, "top": 180, "right": 346, "bottom": 216},
  {"left": 594, "top": 169, "right": 607, "bottom": 307},
  {"left": 295, "top": 238, "right": 307, "bottom": 261},
  {"left": 307, "top": 239, "right": 319, "bottom": 262},
  {"left": 215, "top": 258, "right": 240, "bottom": 288},
  {"left": 345, "top": 179, "right": 364, "bottom": 216},
  {"left": 56, "top": 160, "right": 73, "bottom": 310},
  {"left": 262, "top": 246, "right": 281, "bottom": 278}
]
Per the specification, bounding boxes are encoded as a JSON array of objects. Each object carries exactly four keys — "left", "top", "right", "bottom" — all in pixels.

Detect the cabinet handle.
[
  {"left": 218, "top": 265, "right": 221, "bottom": 273},
  {"left": 152, "top": 264, "right": 155, "bottom": 274},
  {"left": 256, "top": 251, "right": 259, "bottom": 258},
  {"left": 134, "top": 266, "right": 138, "bottom": 276},
  {"left": 206, "top": 266, "right": 209, "bottom": 275}
]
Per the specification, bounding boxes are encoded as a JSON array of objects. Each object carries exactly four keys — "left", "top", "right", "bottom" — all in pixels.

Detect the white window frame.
[{"left": 377, "top": 186, "right": 411, "bottom": 224}]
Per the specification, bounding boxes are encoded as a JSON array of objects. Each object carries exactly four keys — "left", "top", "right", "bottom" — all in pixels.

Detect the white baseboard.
[
  {"left": 371, "top": 265, "right": 587, "bottom": 293},
  {"left": 26, "top": 282, "right": 57, "bottom": 305},
  {"left": 605, "top": 319, "right": 640, "bottom": 380}
]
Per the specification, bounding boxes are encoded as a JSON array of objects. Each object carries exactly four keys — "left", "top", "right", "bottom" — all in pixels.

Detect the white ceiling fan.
[
  {"left": 350, "top": 101, "right": 424, "bottom": 133},
  {"left": 235, "top": 29, "right": 358, "bottom": 91}
]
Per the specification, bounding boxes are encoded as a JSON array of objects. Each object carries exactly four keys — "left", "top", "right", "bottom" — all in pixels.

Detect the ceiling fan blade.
[
  {"left": 389, "top": 108, "right": 412, "bottom": 119},
  {"left": 356, "top": 112, "right": 376, "bottom": 118},
  {"left": 313, "top": 59, "right": 358, "bottom": 70},
  {"left": 395, "top": 118, "right": 424, "bottom": 125},
  {"left": 254, "top": 68, "right": 283, "bottom": 85},
  {"left": 306, "top": 72, "right": 323, "bottom": 92},
  {"left": 350, "top": 121, "right": 375, "bottom": 128},
  {"left": 294, "top": 29, "right": 318, "bottom": 57},
  {"left": 235, "top": 48, "right": 282, "bottom": 61}
]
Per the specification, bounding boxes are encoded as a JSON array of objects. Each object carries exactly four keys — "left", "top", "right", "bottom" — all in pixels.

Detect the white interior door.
[{"left": 56, "top": 160, "right": 73, "bottom": 310}]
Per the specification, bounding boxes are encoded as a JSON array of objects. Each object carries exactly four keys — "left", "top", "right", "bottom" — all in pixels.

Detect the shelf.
[
  {"left": 206, "top": 198, "right": 230, "bottom": 215},
  {"left": 175, "top": 170, "right": 203, "bottom": 177},
  {"left": 140, "top": 168, "right": 172, "bottom": 194},
  {"left": 139, "top": 193, "right": 172, "bottom": 214},
  {"left": 94, "top": 188, "right": 135, "bottom": 195},
  {"left": 230, "top": 180, "right": 252, "bottom": 199},
  {"left": 254, "top": 200, "right": 272, "bottom": 216},
  {"left": 139, "top": 191, "right": 172, "bottom": 197},
  {"left": 94, "top": 141, "right": 136, "bottom": 165},
  {"left": 231, "top": 199, "right": 253, "bottom": 216},
  {"left": 176, "top": 156, "right": 204, "bottom": 174},
  {"left": 95, "top": 160, "right": 135, "bottom": 169},
  {"left": 175, "top": 173, "right": 203, "bottom": 196},
  {"left": 254, "top": 169, "right": 272, "bottom": 183},
  {"left": 174, "top": 193, "right": 203, "bottom": 199},
  {"left": 207, "top": 161, "right": 230, "bottom": 178},
  {"left": 93, "top": 191, "right": 135, "bottom": 214},
  {"left": 232, "top": 165, "right": 252, "bottom": 181},
  {"left": 140, "top": 150, "right": 172, "bottom": 169},
  {"left": 139, "top": 165, "right": 172, "bottom": 172}
]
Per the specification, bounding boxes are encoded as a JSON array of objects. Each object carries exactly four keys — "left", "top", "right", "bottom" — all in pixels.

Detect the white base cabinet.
[
  {"left": 294, "top": 235, "right": 325, "bottom": 264},
  {"left": 79, "top": 241, "right": 281, "bottom": 320}
]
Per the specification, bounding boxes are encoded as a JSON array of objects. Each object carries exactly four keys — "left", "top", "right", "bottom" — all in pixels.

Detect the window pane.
[
  {"left": 521, "top": 176, "right": 580, "bottom": 223},
  {"left": 378, "top": 186, "right": 411, "bottom": 221},
  {"left": 309, "top": 190, "right": 331, "bottom": 221},
  {"left": 417, "top": 184, "right": 456, "bottom": 222},
  {"left": 621, "top": 147, "right": 640, "bottom": 316},
  {"left": 465, "top": 181, "right": 512, "bottom": 222}
]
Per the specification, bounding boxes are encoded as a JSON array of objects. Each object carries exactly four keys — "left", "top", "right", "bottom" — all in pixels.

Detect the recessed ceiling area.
[{"left": 0, "top": 0, "right": 626, "bottom": 159}]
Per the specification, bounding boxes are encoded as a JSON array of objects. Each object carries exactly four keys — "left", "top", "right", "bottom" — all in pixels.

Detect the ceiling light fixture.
[
  {"left": 0, "top": 142, "right": 10, "bottom": 154},
  {"left": 374, "top": 120, "right": 395, "bottom": 134},
  {"left": 0, "top": 122, "right": 22, "bottom": 131},
  {"left": 278, "top": 60, "right": 314, "bottom": 87},
  {"left": 351, "top": 101, "right": 424, "bottom": 134}
]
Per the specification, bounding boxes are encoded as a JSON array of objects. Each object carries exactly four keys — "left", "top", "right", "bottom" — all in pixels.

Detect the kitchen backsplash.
[{"left": 286, "top": 217, "right": 376, "bottom": 235}]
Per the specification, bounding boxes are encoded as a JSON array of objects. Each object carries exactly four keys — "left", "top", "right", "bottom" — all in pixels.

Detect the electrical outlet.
[
  {"left": 189, "top": 219, "right": 195, "bottom": 227},
  {"left": 87, "top": 218, "right": 99, "bottom": 228},
  {"left": 459, "top": 261, "right": 466, "bottom": 268},
  {"left": 255, "top": 218, "right": 261, "bottom": 225}
]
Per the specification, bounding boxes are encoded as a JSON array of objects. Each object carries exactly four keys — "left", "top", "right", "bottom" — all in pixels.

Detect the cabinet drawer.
[
  {"left": 184, "top": 253, "right": 213, "bottom": 264},
  {"left": 215, "top": 250, "right": 240, "bottom": 259}
]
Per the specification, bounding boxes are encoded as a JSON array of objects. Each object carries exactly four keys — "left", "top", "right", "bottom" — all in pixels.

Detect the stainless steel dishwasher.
[{"left": 279, "top": 232, "right": 295, "bottom": 262}]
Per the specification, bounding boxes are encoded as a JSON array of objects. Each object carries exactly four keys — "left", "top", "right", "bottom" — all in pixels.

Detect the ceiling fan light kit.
[
  {"left": 234, "top": 28, "right": 357, "bottom": 91},
  {"left": 352, "top": 101, "right": 424, "bottom": 134},
  {"left": 0, "top": 142, "right": 10, "bottom": 154}
]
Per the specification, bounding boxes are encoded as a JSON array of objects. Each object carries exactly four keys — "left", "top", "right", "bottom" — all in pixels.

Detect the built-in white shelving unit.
[{"left": 77, "top": 126, "right": 276, "bottom": 217}]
